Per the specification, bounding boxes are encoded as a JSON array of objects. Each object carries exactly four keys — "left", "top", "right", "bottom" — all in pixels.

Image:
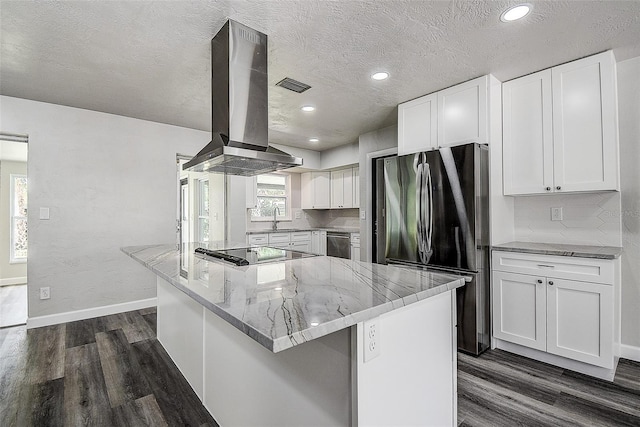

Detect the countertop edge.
[
  {"left": 121, "top": 245, "right": 465, "bottom": 353},
  {"left": 492, "top": 243, "right": 622, "bottom": 260}
]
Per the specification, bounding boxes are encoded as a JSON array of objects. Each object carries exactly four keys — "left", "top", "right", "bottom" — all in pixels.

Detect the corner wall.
[{"left": 0, "top": 96, "right": 208, "bottom": 320}]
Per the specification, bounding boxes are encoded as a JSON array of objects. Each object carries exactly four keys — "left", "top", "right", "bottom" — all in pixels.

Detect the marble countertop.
[
  {"left": 121, "top": 242, "right": 465, "bottom": 353},
  {"left": 247, "top": 227, "right": 360, "bottom": 234},
  {"left": 493, "top": 241, "right": 623, "bottom": 259}
]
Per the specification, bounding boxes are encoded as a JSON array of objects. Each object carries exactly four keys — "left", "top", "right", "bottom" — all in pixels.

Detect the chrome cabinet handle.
[
  {"left": 546, "top": 186, "right": 551, "bottom": 191},
  {"left": 548, "top": 281, "right": 554, "bottom": 286},
  {"left": 537, "top": 264, "right": 555, "bottom": 268},
  {"left": 537, "top": 279, "right": 543, "bottom": 284},
  {"left": 556, "top": 186, "right": 561, "bottom": 190}
]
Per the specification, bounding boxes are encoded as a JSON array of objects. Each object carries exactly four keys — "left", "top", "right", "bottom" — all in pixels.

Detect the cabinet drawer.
[
  {"left": 351, "top": 233, "right": 360, "bottom": 244},
  {"left": 248, "top": 234, "right": 268, "bottom": 245},
  {"left": 290, "top": 231, "right": 311, "bottom": 242},
  {"left": 492, "top": 251, "right": 614, "bottom": 285},
  {"left": 269, "top": 233, "right": 290, "bottom": 244}
]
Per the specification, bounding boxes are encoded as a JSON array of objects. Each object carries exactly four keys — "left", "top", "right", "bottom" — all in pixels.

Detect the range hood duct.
[{"left": 183, "top": 20, "right": 303, "bottom": 176}]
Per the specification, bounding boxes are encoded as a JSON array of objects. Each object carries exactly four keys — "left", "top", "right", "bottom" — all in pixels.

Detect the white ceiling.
[{"left": 1, "top": 1, "right": 639, "bottom": 152}]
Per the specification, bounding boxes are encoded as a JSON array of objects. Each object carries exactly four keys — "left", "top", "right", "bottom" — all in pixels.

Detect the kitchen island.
[{"left": 122, "top": 242, "right": 467, "bottom": 426}]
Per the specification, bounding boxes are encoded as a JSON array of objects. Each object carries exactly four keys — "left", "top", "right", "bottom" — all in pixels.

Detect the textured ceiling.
[{"left": 1, "top": 1, "right": 639, "bottom": 151}]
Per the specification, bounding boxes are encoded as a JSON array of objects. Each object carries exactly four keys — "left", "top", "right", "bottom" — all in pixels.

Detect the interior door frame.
[{"left": 365, "top": 147, "right": 397, "bottom": 263}]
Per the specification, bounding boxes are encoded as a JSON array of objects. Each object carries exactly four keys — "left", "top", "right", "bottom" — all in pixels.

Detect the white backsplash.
[
  {"left": 513, "top": 192, "right": 622, "bottom": 247},
  {"left": 245, "top": 208, "right": 360, "bottom": 232}
]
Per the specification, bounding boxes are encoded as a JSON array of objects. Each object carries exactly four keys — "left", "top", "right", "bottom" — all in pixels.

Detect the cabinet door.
[
  {"left": 290, "top": 241, "right": 311, "bottom": 253},
  {"left": 492, "top": 271, "right": 547, "bottom": 351},
  {"left": 546, "top": 278, "right": 614, "bottom": 368},
  {"left": 352, "top": 167, "right": 360, "bottom": 208},
  {"left": 313, "top": 172, "right": 331, "bottom": 209},
  {"left": 398, "top": 94, "right": 438, "bottom": 155},
  {"left": 245, "top": 176, "right": 258, "bottom": 209},
  {"left": 503, "top": 70, "right": 554, "bottom": 195},
  {"left": 437, "top": 76, "right": 488, "bottom": 147},
  {"left": 552, "top": 51, "right": 618, "bottom": 192},
  {"left": 331, "top": 169, "right": 353, "bottom": 208}
]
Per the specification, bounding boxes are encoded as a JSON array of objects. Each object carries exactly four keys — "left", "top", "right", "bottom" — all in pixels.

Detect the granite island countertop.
[
  {"left": 121, "top": 242, "right": 466, "bottom": 353},
  {"left": 493, "top": 241, "right": 623, "bottom": 259}
]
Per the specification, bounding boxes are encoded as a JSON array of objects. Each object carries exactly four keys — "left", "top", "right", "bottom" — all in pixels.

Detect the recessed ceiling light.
[
  {"left": 310, "top": 322, "right": 319, "bottom": 327},
  {"left": 371, "top": 71, "right": 389, "bottom": 81},
  {"left": 301, "top": 105, "right": 315, "bottom": 112},
  {"left": 500, "top": 4, "right": 532, "bottom": 22},
  {"left": 309, "top": 138, "right": 319, "bottom": 143}
]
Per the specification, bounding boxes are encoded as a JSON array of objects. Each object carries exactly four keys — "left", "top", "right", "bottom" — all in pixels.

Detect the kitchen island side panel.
[{"left": 202, "top": 308, "right": 352, "bottom": 426}]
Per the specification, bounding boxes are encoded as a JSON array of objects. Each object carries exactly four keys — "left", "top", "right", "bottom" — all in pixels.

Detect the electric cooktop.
[{"left": 195, "top": 246, "right": 317, "bottom": 266}]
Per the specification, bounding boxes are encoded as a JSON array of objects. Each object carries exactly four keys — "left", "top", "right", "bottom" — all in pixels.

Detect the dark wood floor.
[
  {"left": 458, "top": 349, "right": 640, "bottom": 426},
  {"left": 2, "top": 308, "right": 639, "bottom": 426},
  {"left": 0, "top": 307, "right": 217, "bottom": 426}
]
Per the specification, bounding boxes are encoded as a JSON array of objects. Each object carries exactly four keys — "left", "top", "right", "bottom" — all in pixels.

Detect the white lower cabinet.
[
  {"left": 350, "top": 233, "right": 360, "bottom": 261},
  {"left": 311, "top": 230, "right": 327, "bottom": 255},
  {"left": 492, "top": 251, "right": 617, "bottom": 369}
]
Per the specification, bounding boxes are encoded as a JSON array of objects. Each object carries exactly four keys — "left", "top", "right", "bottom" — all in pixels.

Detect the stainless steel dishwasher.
[{"left": 326, "top": 232, "right": 351, "bottom": 259}]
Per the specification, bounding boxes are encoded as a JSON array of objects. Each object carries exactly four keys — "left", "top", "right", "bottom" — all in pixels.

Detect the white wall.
[
  {"left": 0, "top": 160, "right": 28, "bottom": 284},
  {"left": 321, "top": 141, "right": 359, "bottom": 170},
  {"left": 617, "top": 56, "right": 640, "bottom": 349},
  {"left": 0, "top": 96, "right": 208, "bottom": 319}
]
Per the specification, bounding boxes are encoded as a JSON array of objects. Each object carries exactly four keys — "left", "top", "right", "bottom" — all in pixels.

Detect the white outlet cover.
[
  {"left": 39, "top": 207, "right": 50, "bottom": 220},
  {"left": 551, "top": 207, "right": 563, "bottom": 221},
  {"left": 360, "top": 210, "right": 366, "bottom": 220},
  {"left": 363, "top": 317, "right": 381, "bottom": 362}
]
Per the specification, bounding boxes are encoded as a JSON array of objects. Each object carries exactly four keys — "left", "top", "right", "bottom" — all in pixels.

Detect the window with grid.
[
  {"left": 196, "top": 178, "right": 210, "bottom": 243},
  {"left": 250, "top": 173, "right": 290, "bottom": 221},
  {"left": 10, "top": 174, "right": 27, "bottom": 263}
]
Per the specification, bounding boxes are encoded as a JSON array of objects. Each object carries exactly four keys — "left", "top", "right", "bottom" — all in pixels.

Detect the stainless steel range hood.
[{"left": 183, "top": 20, "right": 303, "bottom": 176}]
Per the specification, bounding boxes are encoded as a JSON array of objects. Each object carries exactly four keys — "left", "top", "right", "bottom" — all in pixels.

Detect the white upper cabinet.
[
  {"left": 246, "top": 176, "right": 258, "bottom": 209},
  {"left": 503, "top": 51, "right": 619, "bottom": 195},
  {"left": 552, "top": 52, "right": 618, "bottom": 193},
  {"left": 301, "top": 171, "right": 330, "bottom": 209},
  {"left": 397, "top": 76, "right": 489, "bottom": 155},
  {"left": 503, "top": 69, "right": 554, "bottom": 195},
  {"left": 398, "top": 94, "right": 438, "bottom": 155},
  {"left": 438, "top": 76, "right": 488, "bottom": 148},
  {"left": 352, "top": 167, "right": 360, "bottom": 208},
  {"left": 331, "top": 168, "right": 354, "bottom": 209}
]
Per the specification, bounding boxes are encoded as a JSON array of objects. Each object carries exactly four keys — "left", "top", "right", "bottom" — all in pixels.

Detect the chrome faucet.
[{"left": 272, "top": 206, "right": 281, "bottom": 231}]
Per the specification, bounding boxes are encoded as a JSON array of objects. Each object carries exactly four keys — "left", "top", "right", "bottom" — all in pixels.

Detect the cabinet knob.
[
  {"left": 546, "top": 187, "right": 551, "bottom": 191},
  {"left": 556, "top": 186, "right": 561, "bottom": 190},
  {"left": 548, "top": 281, "right": 554, "bottom": 286},
  {"left": 537, "top": 279, "right": 543, "bottom": 284}
]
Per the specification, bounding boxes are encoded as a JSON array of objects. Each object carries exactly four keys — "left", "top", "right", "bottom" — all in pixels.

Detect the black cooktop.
[{"left": 195, "top": 246, "right": 316, "bottom": 266}]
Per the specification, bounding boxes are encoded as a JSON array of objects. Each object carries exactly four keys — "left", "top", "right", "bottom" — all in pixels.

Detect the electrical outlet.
[
  {"left": 295, "top": 211, "right": 302, "bottom": 219},
  {"left": 363, "top": 317, "right": 381, "bottom": 362},
  {"left": 40, "top": 287, "right": 50, "bottom": 300},
  {"left": 360, "top": 210, "right": 366, "bottom": 220},
  {"left": 551, "top": 207, "right": 563, "bottom": 221}
]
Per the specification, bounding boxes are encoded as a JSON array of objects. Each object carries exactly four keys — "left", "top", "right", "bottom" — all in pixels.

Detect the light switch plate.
[
  {"left": 551, "top": 207, "right": 563, "bottom": 221},
  {"left": 295, "top": 211, "right": 302, "bottom": 219},
  {"left": 39, "top": 207, "right": 50, "bottom": 220},
  {"left": 360, "top": 210, "right": 366, "bottom": 220}
]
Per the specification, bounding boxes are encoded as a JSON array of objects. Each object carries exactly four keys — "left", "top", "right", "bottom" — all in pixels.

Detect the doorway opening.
[{"left": 0, "top": 132, "right": 28, "bottom": 328}]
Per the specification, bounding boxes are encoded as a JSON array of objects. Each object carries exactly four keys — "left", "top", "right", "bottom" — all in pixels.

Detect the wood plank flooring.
[
  {"left": 0, "top": 308, "right": 217, "bottom": 427},
  {"left": 1, "top": 307, "right": 639, "bottom": 426},
  {"left": 458, "top": 349, "right": 640, "bottom": 426},
  {"left": 0, "top": 284, "right": 27, "bottom": 328}
]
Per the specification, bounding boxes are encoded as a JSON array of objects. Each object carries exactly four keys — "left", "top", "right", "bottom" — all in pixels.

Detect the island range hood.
[{"left": 183, "top": 20, "right": 303, "bottom": 176}]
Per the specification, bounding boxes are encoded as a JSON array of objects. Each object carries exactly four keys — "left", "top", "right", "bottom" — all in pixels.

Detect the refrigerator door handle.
[
  {"left": 415, "top": 154, "right": 426, "bottom": 263},
  {"left": 426, "top": 162, "right": 433, "bottom": 258}
]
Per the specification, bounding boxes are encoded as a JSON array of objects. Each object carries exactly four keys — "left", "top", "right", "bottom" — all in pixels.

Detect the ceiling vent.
[{"left": 276, "top": 77, "right": 311, "bottom": 93}]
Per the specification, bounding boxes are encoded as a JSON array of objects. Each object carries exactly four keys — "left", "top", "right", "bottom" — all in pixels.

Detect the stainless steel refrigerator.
[{"left": 377, "top": 143, "right": 490, "bottom": 355}]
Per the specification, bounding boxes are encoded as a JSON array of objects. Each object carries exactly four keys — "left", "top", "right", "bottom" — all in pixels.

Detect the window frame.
[
  {"left": 10, "top": 173, "right": 27, "bottom": 264},
  {"left": 195, "top": 177, "right": 210, "bottom": 243},
  {"left": 250, "top": 173, "right": 292, "bottom": 222}
]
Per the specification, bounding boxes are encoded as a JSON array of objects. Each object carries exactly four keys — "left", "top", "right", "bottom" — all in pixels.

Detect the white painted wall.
[
  {"left": 0, "top": 96, "right": 208, "bottom": 318},
  {"left": 321, "top": 141, "right": 359, "bottom": 170},
  {"left": 0, "top": 160, "right": 28, "bottom": 283},
  {"left": 617, "top": 55, "right": 640, "bottom": 350}
]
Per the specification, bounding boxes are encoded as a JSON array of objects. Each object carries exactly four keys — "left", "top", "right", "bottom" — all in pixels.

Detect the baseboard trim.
[
  {"left": 26, "top": 298, "right": 157, "bottom": 329},
  {"left": 620, "top": 344, "right": 640, "bottom": 362},
  {"left": 0, "top": 277, "right": 27, "bottom": 286}
]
